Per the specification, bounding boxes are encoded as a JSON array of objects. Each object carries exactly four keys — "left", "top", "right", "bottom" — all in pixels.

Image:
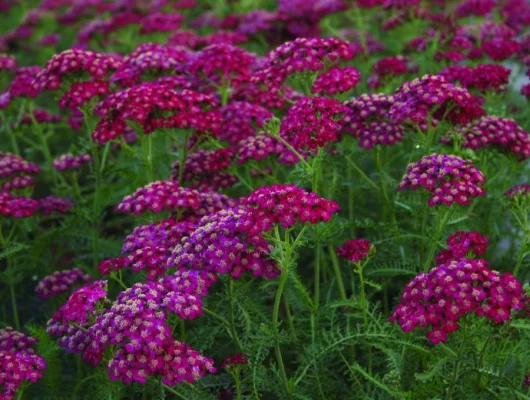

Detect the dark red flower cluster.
[
  {"left": 446, "top": 116, "right": 530, "bottom": 161},
  {"left": 58, "top": 80, "right": 109, "bottom": 110},
  {"left": 0, "top": 66, "right": 41, "bottom": 108},
  {"left": 481, "top": 38, "right": 521, "bottom": 61},
  {"left": 0, "top": 191, "right": 40, "bottom": 218},
  {"left": 398, "top": 154, "right": 486, "bottom": 207},
  {"left": 239, "top": 184, "right": 340, "bottom": 235},
  {"left": 439, "top": 64, "right": 510, "bottom": 92},
  {"left": 236, "top": 133, "right": 297, "bottom": 165},
  {"left": 35, "top": 268, "right": 92, "bottom": 299},
  {"left": 92, "top": 85, "right": 220, "bottom": 144},
  {"left": 436, "top": 231, "right": 489, "bottom": 265},
  {"left": 32, "top": 49, "right": 122, "bottom": 92},
  {"left": 390, "top": 259, "right": 524, "bottom": 344},
  {"left": 0, "top": 328, "right": 46, "bottom": 400},
  {"left": 368, "top": 56, "right": 415, "bottom": 89},
  {"left": 455, "top": 0, "right": 496, "bottom": 18},
  {"left": 221, "top": 353, "right": 248, "bottom": 371},
  {"left": 311, "top": 66, "right": 360, "bottom": 95},
  {"left": 337, "top": 239, "right": 373, "bottom": 263},
  {"left": 342, "top": 94, "right": 405, "bottom": 149},
  {"left": 389, "top": 75, "right": 485, "bottom": 126},
  {"left": 0, "top": 152, "right": 40, "bottom": 181},
  {"left": 280, "top": 97, "right": 346, "bottom": 152},
  {"left": 140, "top": 12, "right": 184, "bottom": 34}
]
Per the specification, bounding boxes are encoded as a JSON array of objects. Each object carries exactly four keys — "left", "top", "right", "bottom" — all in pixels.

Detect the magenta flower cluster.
[
  {"left": 35, "top": 268, "right": 92, "bottom": 299},
  {"left": 337, "top": 239, "right": 373, "bottom": 263},
  {"left": 52, "top": 153, "right": 92, "bottom": 172},
  {"left": 436, "top": 231, "right": 489, "bottom": 265}
]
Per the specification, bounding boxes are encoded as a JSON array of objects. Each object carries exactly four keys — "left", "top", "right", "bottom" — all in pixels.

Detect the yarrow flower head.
[
  {"left": 236, "top": 133, "right": 298, "bottom": 165},
  {"left": 389, "top": 74, "right": 485, "bottom": 126},
  {"left": 439, "top": 64, "right": 510, "bottom": 92},
  {"left": 32, "top": 49, "right": 122, "bottom": 92},
  {"left": 221, "top": 353, "right": 248, "bottom": 371},
  {"left": 505, "top": 183, "right": 530, "bottom": 198},
  {"left": 444, "top": 117, "right": 530, "bottom": 161},
  {"left": 337, "top": 239, "right": 373, "bottom": 263},
  {"left": 0, "top": 328, "right": 46, "bottom": 400},
  {"left": 92, "top": 85, "right": 220, "bottom": 144},
  {"left": 140, "top": 12, "right": 184, "bottom": 34},
  {"left": 311, "top": 66, "right": 360, "bottom": 95},
  {"left": 280, "top": 97, "right": 346, "bottom": 152},
  {"left": 390, "top": 259, "right": 525, "bottom": 344},
  {"left": 436, "top": 231, "right": 489, "bottom": 265},
  {"left": 38, "top": 196, "right": 72, "bottom": 216},
  {"left": 35, "top": 268, "right": 92, "bottom": 299},
  {"left": 58, "top": 80, "right": 110, "bottom": 110},
  {"left": 0, "top": 54, "right": 17, "bottom": 71},
  {"left": 239, "top": 184, "right": 340, "bottom": 236},
  {"left": 171, "top": 148, "right": 235, "bottom": 185},
  {"left": 218, "top": 101, "right": 273, "bottom": 145},
  {"left": 398, "top": 154, "right": 486, "bottom": 207},
  {"left": 0, "top": 66, "right": 41, "bottom": 108},
  {"left": 0, "top": 191, "right": 40, "bottom": 218},
  {"left": 341, "top": 94, "right": 405, "bottom": 149},
  {"left": 52, "top": 280, "right": 108, "bottom": 324},
  {"left": 52, "top": 153, "right": 92, "bottom": 172}
]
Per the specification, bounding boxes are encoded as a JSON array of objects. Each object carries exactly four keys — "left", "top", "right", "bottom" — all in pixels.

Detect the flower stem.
[
  {"left": 272, "top": 267, "right": 291, "bottom": 396},
  {"left": 424, "top": 207, "right": 454, "bottom": 272},
  {"left": 9, "top": 280, "right": 20, "bottom": 330},
  {"left": 229, "top": 280, "right": 244, "bottom": 352},
  {"left": 178, "top": 131, "right": 190, "bottom": 186},
  {"left": 328, "top": 243, "right": 347, "bottom": 301}
]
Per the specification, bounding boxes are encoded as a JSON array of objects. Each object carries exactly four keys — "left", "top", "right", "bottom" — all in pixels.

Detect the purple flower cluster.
[
  {"left": 52, "top": 280, "right": 108, "bottom": 324},
  {"left": 140, "top": 12, "right": 184, "bottom": 34},
  {"left": 398, "top": 154, "right": 486, "bottom": 207},
  {"left": 171, "top": 148, "right": 235, "bottom": 185},
  {"left": 439, "top": 64, "right": 510, "bottom": 92},
  {"left": 342, "top": 94, "right": 405, "bottom": 149},
  {"left": 52, "top": 153, "right": 92, "bottom": 172},
  {"left": 280, "top": 97, "right": 346, "bottom": 152},
  {"left": 38, "top": 195, "right": 72, "bottom": 216},
  {"left": 337, "top": 239, "right": 373, "bottom": 263},
  {"left": 389, "top": 74, "right": 485, "bottom": 126},
  {"left": 0, "top": 328, "right": 46, "bottom": 400},
  {"left": 218, "top": 101, "right": 273, "bottom": 145},
  {"left": 35, "top": 268, "right": 92, "bottom": 299},
  {"left": 0, "top": 152, "right": 40, "bottom": 182},
  {"left": 505, "top": 183, "right": 530, "bottom": 198},
  {"left": 391, "top": 259, "right": 524, "bottom": 344},
  {"left": 0, "top": 66, "right": 41, "bottom": 108},
  {"left": 436, "top": 231, "right": 489, "bottom": 265},
  {"left": 236, "top": 133, "right": 297, "bottom": 165},
  {"left": 311, "top": 66, "right": 360, "bottom": 95},
  {"left": 448, "top": 117, "right": 530, "bottom": 161},
  {"left": 0, "top": 191, "right": 40, "bottom": 218}
]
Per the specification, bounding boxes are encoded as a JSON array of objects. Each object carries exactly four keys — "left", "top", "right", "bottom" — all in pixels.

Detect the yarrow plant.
[{"left": 3, "top": 0, "right": 530, "bottom": 399}]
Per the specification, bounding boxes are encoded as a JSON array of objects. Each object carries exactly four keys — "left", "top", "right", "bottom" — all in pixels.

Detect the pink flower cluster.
[
  {"left": 0, "top": 191, "right": 39, "bottom": 218},
  {"left": 239, "top": 184, "right": 340, "bottom": 235},
  {"left": 0, "top": 66, "right": 41, "bottom": 108},
  {"left": 390, "top": 259, "right": 524, "bottom": 344},
  {"left": 337, "top": 239, "right": 372, "bottom": 263},
  {"left": 0, "top": 152, "right": 40, "bottom": 181},
  {"left": 52, "top": 153, "right": 92, "bottom": 171},
  {"left": 436, "top": 231, "right": 489, "bottom": 265},
  {"left": 58, "top": 80, "right": 110, "bottom": 110},
  {"left": 35, "top": 268, "right": 92, "bottom": 299},
  {"left": 389, "top": 74, "right": 485, "bottom": 126},
  {"left": 221, "top": 353, "right": 248, "bottom": 371},
  {"left": 449, "top": 117, "right": 530, "bottom": 161},
  {"left": 218, "top": 101, "right": 273, "bottom": 145},
  {"left": 398, "top": 154, "right": 486, "bottom": 207},
  {"left": 0, "top": 328, "right": 46, "bottom": 400},
  {"left": 140, "top": 12, "right": 184, "bottom": 34},
  {"left": 0, "top": 54, "right": 17, "bottom": 70},
  {"left": 280, "top": 97, "right": 346, "bottom": 152},
  {"left": 236, "top": 133, "right": 298, "bottom": 165},
  {"left": 92, "top": 85, "right": 220, "bottom": 144},
  {"left": 342, "top": 94, "right": 405, "bottom": 149},
  {"left": 32, "top": 49, "right": 122, "bottom": 92},
  {"left": 439, "top": 64, "right": 510, "bottom": 92},
  {"left": 171, "top": 148, "right": 235, "bottom": 185},
  {"left": 38, "top": 195, "right": 72, "bottom": 216}
]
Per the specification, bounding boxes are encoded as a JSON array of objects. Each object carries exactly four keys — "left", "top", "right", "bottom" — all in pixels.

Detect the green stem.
[
  {"left": 178, "top": 131, "right": 190, "bottom": 186},
  {"left": 162, "top": 384, "right": 188, "bottom": 400},
  {"left": 229, "top": 280, "right": 244, "bottom": 352},
  {"left": 141, "top": 133, "right": 154, "bottom": 183},
  {"left": 424, "top": 207, "right": 454, "bottom": 272},
  {"left": 9, "top": 281, "right": 20, "bottom": 330},
  {"left": 272, "top": 267, "right": 291, "bottom": 396},
  {"left": 275, "top": 135, "right": 311, "bottom": 170},
  {"left": 345, "top": 156, "right": 379, "bottom": 191},
  {"left": 328, "top": 243, "right": 347, "bottom": 301}
]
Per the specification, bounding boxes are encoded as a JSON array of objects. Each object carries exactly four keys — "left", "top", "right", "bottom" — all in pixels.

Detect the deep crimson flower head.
[
  {"left": 218, "top": 101, "right": 273, "bottom": 145},
  {"left": 188, "top": 44, "right": 256, "bottom": 85},
  {"left": 0, "top": 328, "right": 46, "bottom": 399},
  {"left": 140, "top": 12, "right": 184, "bottom": 34},
  {"left": 0, "top": 191, "right": 39, "bottom": 218},
  {"left": 440, "top": 64, "right": 510, "bottom": 92},
  {"left": 522, "top": 84, "right": 530, "bottom": 98},
  {"left": 35, "top": 268, "right": 92, "bottom": 299},
  {"left": 239, "top": 184, "right": 340, "bottom": 235},
  {"left": 53, "top": 153, "right": 92, "bottom": 172},
  {"left": 311, "top": 66, "right": 360, "bottom": 95},
  {"left": 372, "top": 56, "right": 412, "bottom": 77},
  {"left": 111, "top": 43, "right": 190, "bottom": 86},
  {"left": 258, "top": 38, "right": 354, "bottom": 89},
  {"left": 59, "top": 80, "right": 109, "bottom": 110},
  {"left": 337, "top": 239, "right": 372, "bottom": 263},
  {"left": 436, "top": 231, "right": 489, "bottom": 265},
  {"left": 0, "top": 54, "right": 17, "bottom": 70},
  {"left": 444, "top": 116, "right": 530, "bottom": 161},
  {"left": 32, "top": 49, "right": 122, "bottom": 92},
  {"left": 455, "top": 0, "right": 496, "bottom": 17},
  {"left": 222, "top": 353, "right": 248, "bottom": 371},
  {"left": 398, "top": 154, "right": 486, "bottom": 207},
  {"left": 389, "top": 75, "right": 485, "bottom": 126},
  {"left": 168, "top": 208, "right": 279, "bottom": 278},
  {"left": 0, "top": 66, "right": 41, "bottom": 107},
  {"left": 280, "top": 97, "right": 347, "bottom": 152},
  {"left": 38, "top": 196, "right": 72, "bottom": 216},
  {"left": 236, "top": 133, "right": 298, "bottom": 165},
  {"left": 390, "top": 259, "right": 524, "bottom": 344},
  {"left": 342, "top": 94, "right": 405, "bottom": 149},
  {"left": 53, "top": 280, "right": 108, "bottom": 324},
  {"left": 171, "top": 148, "right": 235, "bottom": 183},
  {"left": 505, "top": 184, "right": 530, "bottom": 198},
  {"left": 482, "top": 38, "right": 521, "bottom": 61},
  {"left": 93, "top": 85, "right": 220, "bottom": 144}
]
